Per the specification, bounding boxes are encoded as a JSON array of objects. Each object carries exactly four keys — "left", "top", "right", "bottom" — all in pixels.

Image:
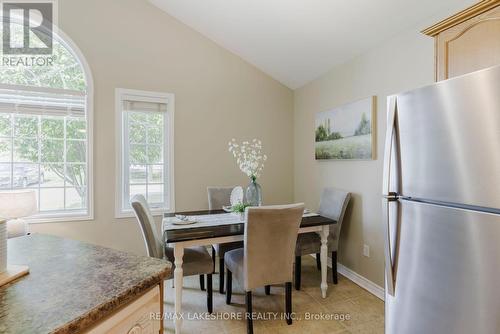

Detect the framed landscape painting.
[{"left": 315, "top": 96, "right": 376, "bottom": 160}]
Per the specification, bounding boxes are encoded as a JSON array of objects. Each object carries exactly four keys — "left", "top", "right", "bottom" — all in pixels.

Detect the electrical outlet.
[{"left": 363, "top": 244, "right": 370, "bottom": 257}]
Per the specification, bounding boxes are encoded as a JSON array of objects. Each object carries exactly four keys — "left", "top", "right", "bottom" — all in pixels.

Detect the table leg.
[
  {"left": 174, "top": 244, "right": 184, "bottom": 334},
  {"left": 159, "top": 280, "right": 164, "bottom": 333},
  {"left": 320, "top": 225, "right": 329, "bottom": 298}
]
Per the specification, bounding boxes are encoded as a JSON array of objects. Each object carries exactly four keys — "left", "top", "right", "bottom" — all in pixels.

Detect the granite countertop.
[{"left": 0, "top": 234, "right": 171, "bottom": 334}]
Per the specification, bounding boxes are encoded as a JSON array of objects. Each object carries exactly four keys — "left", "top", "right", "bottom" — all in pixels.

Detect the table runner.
[{"left": 163, "top": 212, "right": 319, "bottom": 231}]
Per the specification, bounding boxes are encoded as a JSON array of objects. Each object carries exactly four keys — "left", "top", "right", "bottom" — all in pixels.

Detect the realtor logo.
[{"left": 2, "top": 1, "right": 54, "bottom": 55}]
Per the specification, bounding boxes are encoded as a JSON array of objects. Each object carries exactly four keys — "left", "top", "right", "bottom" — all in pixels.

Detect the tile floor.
[{"left": 163, "top": 256, "right": 384, "bottom": 334}]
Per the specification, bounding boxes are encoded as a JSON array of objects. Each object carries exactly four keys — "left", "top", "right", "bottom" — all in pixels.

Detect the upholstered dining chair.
[
  {"left": 225, "top": 204, "right": 304, "bottom": 334},
  {"left": 131, "top": 194, "right": 215, "bottom": 313},
  {"left": 294, "top": 188, "right": 351, "bottom": 290},
  {"left": 207, "top": 186, "right": 244, "bottom": 293}
]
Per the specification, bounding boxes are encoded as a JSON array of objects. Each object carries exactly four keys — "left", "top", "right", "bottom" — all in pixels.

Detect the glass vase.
[{"left": 245, "top": 178, "right": 262, "bottom": 206}]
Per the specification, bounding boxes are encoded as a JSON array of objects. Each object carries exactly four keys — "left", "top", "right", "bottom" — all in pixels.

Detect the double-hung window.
[{"left": 116, "top": 89, "right": 174, "bottom": 217}]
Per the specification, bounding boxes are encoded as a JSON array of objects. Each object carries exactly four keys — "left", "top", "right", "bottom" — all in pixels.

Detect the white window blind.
[
  {"left": 123, "top": 100, "right": 167, "bottom": 113},
  {"left": 0, "top": 85, "right": 85, "bottom": 117}
]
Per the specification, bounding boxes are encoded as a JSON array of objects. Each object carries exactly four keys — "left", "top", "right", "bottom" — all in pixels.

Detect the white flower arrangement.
[{"left": 228, "top": 138, "right": 267, "bottom": 180}]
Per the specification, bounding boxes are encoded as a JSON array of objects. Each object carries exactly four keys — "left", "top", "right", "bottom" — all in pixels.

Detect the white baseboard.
[{"left": 312, "top": 254, "right": 385, "bottom": 301}]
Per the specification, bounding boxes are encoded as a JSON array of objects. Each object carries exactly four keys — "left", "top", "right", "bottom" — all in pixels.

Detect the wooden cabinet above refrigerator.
[{"left": 422, "top": 0, "right": 500, "bottom": 81}]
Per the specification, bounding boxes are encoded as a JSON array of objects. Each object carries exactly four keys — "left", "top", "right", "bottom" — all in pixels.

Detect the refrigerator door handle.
[
  {"left": 383, "top": 95, "right": 397, "bottom": 198},
  {"left": 383, "top": 96, "right": 398, "bottom": 296},
  {"left": 383, "top": 198, "right": 396, "bottom": 296}
]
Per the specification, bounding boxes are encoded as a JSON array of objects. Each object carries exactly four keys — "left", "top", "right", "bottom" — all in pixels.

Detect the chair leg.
[
  {"left": 316, "top": 252, "right": 321, "bottom": 270},
  {"left": 246, "top": 291, "right": 253, "bottom": 334},
  {"left": 219, "top": 257, "right": 225, "bottom": 293},
  {"left": 265, "top": 285, "right": 271, "bottom": 295},
  {"left": 332, "top": 251, "right": 338, "bottom": 284},
  {"left": 212, "top": 246, "right": 216, "bottom": 270},
  {"left": 285, "top": 282, "right": 292, "bottom": 325},
  {"left": 226, "top": 269, "right": 232, "bottom": 305},
  {"left": 207, "top": 274, "right": 213, "bottom": 313},
  {"left": 294, "top": 256, "right": 301, "bottom": 290},
  {"left": 199, "top": 274, "right": 205, "bottom": 291}
]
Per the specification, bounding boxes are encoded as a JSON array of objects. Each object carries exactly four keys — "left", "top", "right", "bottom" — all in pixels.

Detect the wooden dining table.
[{"left": 163, "top": 209, "right": 336, "bottom": 334}]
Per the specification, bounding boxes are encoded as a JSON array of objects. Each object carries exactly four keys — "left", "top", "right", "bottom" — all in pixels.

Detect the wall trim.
[
  {"left": 312, "top": 254, "right": 385, "bottom": 301},
  {"left": 337, "top": 263, "right": 385, "bottom": 301}
]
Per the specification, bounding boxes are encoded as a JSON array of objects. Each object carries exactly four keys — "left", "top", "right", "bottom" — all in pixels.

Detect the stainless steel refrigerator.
[{"left": 382, "top": 65, "right": 500, "bottom": 334}]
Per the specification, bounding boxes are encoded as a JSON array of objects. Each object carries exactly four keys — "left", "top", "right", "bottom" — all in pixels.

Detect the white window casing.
[
  {"left": 0, "top": 25, "right": 94, "bottom": 223},
  {"left": 115, "top": 88, "right": 175, "bottom": 218}
]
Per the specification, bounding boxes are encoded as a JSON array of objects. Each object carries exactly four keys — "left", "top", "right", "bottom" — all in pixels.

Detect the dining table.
[{"left": 162, "top": 209, "right": 336, "bottom": 334}]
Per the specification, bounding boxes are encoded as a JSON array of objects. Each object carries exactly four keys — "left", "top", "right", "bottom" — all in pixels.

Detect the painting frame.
[{"left": 314, "top": 96, "right": 376, "bottom": 161}]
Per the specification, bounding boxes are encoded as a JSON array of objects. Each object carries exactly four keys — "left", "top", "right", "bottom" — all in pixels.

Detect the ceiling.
[{"left": 150, "top": 0, "right": 476, "bottom": 89}]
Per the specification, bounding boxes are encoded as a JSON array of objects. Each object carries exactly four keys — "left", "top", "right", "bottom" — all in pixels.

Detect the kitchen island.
[{"left": 0, "top": 234, "right": 171, "bottom": 333}]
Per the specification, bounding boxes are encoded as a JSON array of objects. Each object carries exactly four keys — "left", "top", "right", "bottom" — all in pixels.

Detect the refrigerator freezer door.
[
  {"left": 386, "top": 200, "right": 500, "bottom": 334},
  {"left": 396, "top": 65, "right": 500, "bottom": 209}
]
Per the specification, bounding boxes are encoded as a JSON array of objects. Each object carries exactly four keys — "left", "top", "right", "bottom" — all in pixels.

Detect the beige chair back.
[
  {"left": 207, "top": 186, "right": 234, "bottom": 210},
  {"left": 318, "top": 188, "right": 351, "bottom": 251},
  {"left": 131, "top": 194, "right": 164, "bottom": 259},
  {"left": 243, "top": 203, "right": 304, "bottom": 290}
]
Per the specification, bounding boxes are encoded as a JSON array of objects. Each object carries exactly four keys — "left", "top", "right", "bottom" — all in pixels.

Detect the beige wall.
[
  {"left": 293, "top": 0, "right": 475, "bottom": 286},
  {"left": 30, "top": 0, "right": 294, "bottom": 255},
  {"left": 293, "top": 28, "right": 439, "bottom": 286}
]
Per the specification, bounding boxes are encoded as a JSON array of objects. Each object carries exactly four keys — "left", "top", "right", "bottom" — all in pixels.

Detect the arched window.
[{"left": 0, "top": 26, "right": 93, "bottom": 221}]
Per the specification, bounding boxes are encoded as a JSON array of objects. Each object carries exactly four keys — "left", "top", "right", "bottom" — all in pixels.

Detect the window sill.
[
  {"left": 27, "top": 212, "right": 94, "bottom": 224},
  {"left": 115, "top": 208, "right": 173, "bottom": 219}
]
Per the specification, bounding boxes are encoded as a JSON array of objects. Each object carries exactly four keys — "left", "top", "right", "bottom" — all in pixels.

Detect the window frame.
[
  {"left": 0, "top": 27, "right": 94, "bottom": 224},
  {"left": 0, "top": 104, "right": 89, "bottom": 221},
  {"left": 115, "top": 88, "right": 175, "bottom": 218}
]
